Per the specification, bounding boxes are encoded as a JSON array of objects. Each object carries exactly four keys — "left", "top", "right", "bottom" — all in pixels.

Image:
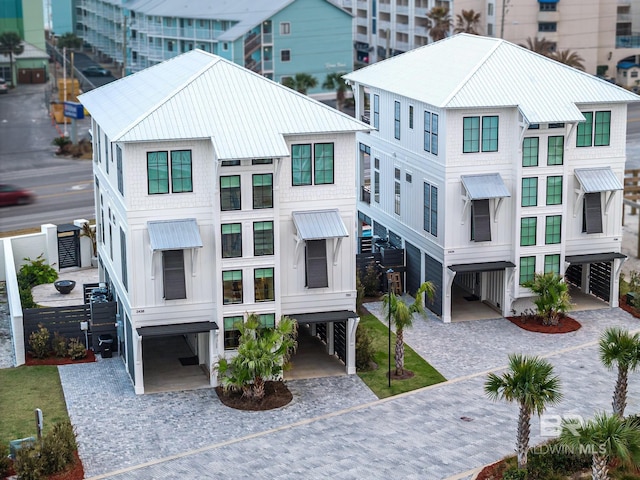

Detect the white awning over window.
[
  {"left": 148, "top": 219, "right": 203, "bottom": 251},
  {"left": 461, "top": 173, "right": 511, "bottom": 200},
  {"left": 575, "top": 167, "right": 623, "bottom": 193},
  {"left": 292, "top": 210, "right": 349, "bottom": 240}
]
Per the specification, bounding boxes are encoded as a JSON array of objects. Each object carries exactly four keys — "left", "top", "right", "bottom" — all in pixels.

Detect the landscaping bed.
[
  {"left": 215, "top": 381, "right": 293, "bottom": 411},
  {"left": 506, "top": 314, "right": 581, "bottom": 334},
  {"left": 25, "top": 349, "right": 96, "bottom": 366}
]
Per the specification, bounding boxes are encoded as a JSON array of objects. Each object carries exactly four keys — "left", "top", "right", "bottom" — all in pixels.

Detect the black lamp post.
[{"left": 387, "top": 268, "right": 393, "bottom": 388}]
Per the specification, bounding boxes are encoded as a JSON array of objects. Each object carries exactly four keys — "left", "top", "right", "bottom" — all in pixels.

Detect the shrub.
[
  {"left": 29, "top": 323, "right": 50, "bottom": 359},
  {"left": 361, "top": 263, "right": 381, "bottom": 297},
  {"left": 502, "top": 466, "right": 526, "bottom": 480},
  {"left": 526, "top": 439, "right": 590, "bottom": 480},
  {"left": 68, "top": 338, "right": 87, "bottom": 360},
  {"left": 356, "top": 273, "right": 365, "bottom": 313},
  {"left": 523, "top": 272, "right": 572, "bottom": 326},
  {"left": 52, "top": 332, "right": 68, "bottom": 357},
  {"left": 20, "top": 286, "right": 36, "bottom": 309},
  {"left": 355, "top": 324, "right": 375, "bottom": 371},
  {"left": 17, "top": 254, "right": 58, "bottom": 290},
  {"left": 40, "top": 421, "right": 76, "bottom": 474},
  {"left": 0, "top": 445, "right": 10, "bottom": 478},
  {"left": 13, "top": 443, "right": 43, "bottom": 480}
]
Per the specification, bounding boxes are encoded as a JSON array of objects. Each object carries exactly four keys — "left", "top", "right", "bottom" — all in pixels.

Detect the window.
[
  {"left": 120, "top": 228, "right": 127, "bottom": 291},
  {"left": 252, "top": 158, "right": 273, "bottom": 165},
  {"left": 482, "top": 116, "right": 499, "bottom": 152},
  {"left": 463, "top": 117, "right": 480, "bottom": 153},
  {"left": 116, "top": 146, "right": 124, "bottom": 195},
  {"left": 547, "top": 136, "right": 564, "bottom": 165},
  {"left": 254, "top": 221, "right": 274, "bottom": 256},
  {"left": 406, "top": 173, "right": 412, "bottom": 183},
  {"left": 281, "top": 49, "right": 290, "bottom": 62},
  {"left": 519, "top": 256, "right": 535, "bottom": 285},
  {"left": 147, "top": 150, "right": 192, "bottom": 194},
  {"left": 540, "top": 2, "right": 557, "bottom": 11},
  {"left": 220, "top": 175, "right": 241, "bottom": 210},
  {"left": 374, "top": 158, "right": 380, "bottom": 203},
  {"left": 259, "top": 313, "right": 275, "bottom": 329},
  {"left": 252, "top": 174, "right": 273, "bottom": 209},
  {"left": 539, "top": 22, "right": 557, "bottom": 32},
  {"left": 222, "top": 223, "right": 242, "bottom": 258},
  {"left": 583, "top": 193, "right": 603, "bottom": 234},
  {"left": 314, "top": 143, "right": 334, "bottom": 185},
  {"left": 520, "top": 217, "right": 537, "bottom": 246},
  {"left": 373, "top": 94, "right": 379, "bottom": 129},
  {"left": 221, "top": 160, "right": 240, "bottom": 166},
  {"left": 254, "top": 268, "right": 274, "bottom": 302},
  {"left": 163, "top": 250, "right": 186, "bottom": 300},
  {"left": 280, "top": 22, "right": 290, "bottom": 35},
  {"left": 576, "top": 112, "right": 593, "bottom": 147},
  {"left": 170, "top": 150, "right": 193, "bottom": 193},
  {"left": 595, "top": 111, "right": 611, "bottom": 146},
  {"left": 223, "top": 270, "right": 243, "bottom": 304},
  {"left": 306, "top": 239, "right": 328, "bottom": 288},
  {"left": 394, "top": 168, "right": 401, "bottom": 215},
  {"left": 471, "top": 199, "right": 491, "bottom": 242},
  {"left": 147, "top": 151, "right": 169, "bottom": 194},
  {"left": 487, "top": 23, "right": 493, "bottom": 36},
  {"left": 522, "top": 137, "right": 539, "bottom": 167},
  {"left": 546, "top": 176, "right": 562, "bottom": 205},
  {"left": 521, "top": 177, "right": 538, "bottom": 207},
  {"left": 409, "top": 105, "right": 414, "bottom": 129},
  {"left": 292, "top": 144, "right": 312, "bottom": 186},
  {"left": 224, "top": 316, "right": 242, "bottom": 350},
  {"left": 544, "top": 254, "right": 560, "bottom": 275},
  {"left": 394, "top": 101, "right": 401, "bottom": 140},
  {"left": 423, "top": 182, "right": 438, "bottom": 236},
  {"left": 424, "top": 111, "right": 438, "bottom": 154},
  {"left": 545, "top": 215, "right": 562, "bottom": 244},
  {"left": 488, "top": 3, "right": 494, "bottom": 15}
]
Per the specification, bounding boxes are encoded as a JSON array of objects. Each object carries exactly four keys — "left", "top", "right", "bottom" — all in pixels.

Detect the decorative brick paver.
[{"left": 53, "top": 306, "right": 640, "bottom": 479}]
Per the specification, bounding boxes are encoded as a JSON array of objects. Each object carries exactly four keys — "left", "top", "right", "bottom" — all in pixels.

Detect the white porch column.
[
  {"left": 209, "top": 329, "right": 218, "bottom": 387},
  {"left": 41, "top": 224, "right": 58, "bottom": 271},
  {"left": 347, "top": 317, "right": 360, "bottom": 374},
  {"left": 611, "top": 258, "right": 623, "bottom": 308},
  {"left": 327, "top": 322, "right": 334, "bottom": 355},
  {"left": 443, "top": 267, "right": 456, "bottom": 323},
  {"left": 134, "top": 334, "right": 144, "bottom": 394}
]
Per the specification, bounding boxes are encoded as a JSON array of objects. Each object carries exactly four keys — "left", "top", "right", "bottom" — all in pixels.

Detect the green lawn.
[
  {"left": 357, "top": 313, "right": 446, "bottom": 399},
  {"left": 0, "top": 366, "right": 69, "bottom": 448}
]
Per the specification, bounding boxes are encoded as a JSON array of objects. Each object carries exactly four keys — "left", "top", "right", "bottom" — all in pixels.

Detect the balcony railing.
[
  {"left": 361, "top": 186, "right": 371, "bottom": 204},
  {"left": 361, "top": 110, "right": 370, "bottom": 124},
  {"left": 617, "top": 35, "right": 640, "bottom": 48}
]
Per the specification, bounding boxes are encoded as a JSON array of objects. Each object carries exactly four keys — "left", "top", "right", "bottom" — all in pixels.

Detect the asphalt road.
[{"left": 0, "top": 82, "right": 95, "bottom": 234}]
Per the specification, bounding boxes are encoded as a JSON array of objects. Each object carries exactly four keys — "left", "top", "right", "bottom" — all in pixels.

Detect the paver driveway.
[{"left": 59, "top": 305, "right": 640, "bottom": 479}]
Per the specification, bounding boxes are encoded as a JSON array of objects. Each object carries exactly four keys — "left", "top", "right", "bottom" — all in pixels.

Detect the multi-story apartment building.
[
  {"left": 345, "top": 34, "right": 639, "bottom": 323},
  {"left": 334, "top": 0, "right": 640, "bottom": 78},
  {"left": 75, "top": 0, "right": 353, "bottom": 95},
  {"left": 78, "top": 49, "right": 369, "bottom": 393}
]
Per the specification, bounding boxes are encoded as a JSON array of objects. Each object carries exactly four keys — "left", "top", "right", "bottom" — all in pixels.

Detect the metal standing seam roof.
[
  {"left": 147, "top": 219, "right": 203, "bottom": 251},
  {"left": 343, "top": 34, "right": 640, "bottom": 124},
  {"left": 448, "top": 261, "right": 516, "bottom": 273},
  {"left": 574, "top": 167, "right": 623, "bottom": 192},
  {"left": 292, "top": 210, "right": 349, "bottom": 240},
  {"left": 461, "top": 173, "right": 511, "bottom": 200},
  {"left": 565, "top": 252, "right": 626, "bottom": 264},
  {"left": 288, "top": 310, "right": 358, "bottom": 324},
  {"left": 78, "top": 50, "right": 369, "bottom": 160},
  {"left": 137, "top": 321, "right": 218, "bottom": 337}
]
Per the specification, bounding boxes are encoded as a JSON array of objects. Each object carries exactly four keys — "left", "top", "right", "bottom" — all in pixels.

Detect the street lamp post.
[{"left": 387, "top": 268, "right": 393, "bottom": 388}]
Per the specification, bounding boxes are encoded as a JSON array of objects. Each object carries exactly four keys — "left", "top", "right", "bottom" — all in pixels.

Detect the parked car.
[
  {"left": 82, "top": 66, "right": 110, "bottom": 77},
  {"left": 0, "top": 78, "right": 8, "bottom": 94},
  {"left": 0, "top": 184, "right": 34, "bottom": 206}
]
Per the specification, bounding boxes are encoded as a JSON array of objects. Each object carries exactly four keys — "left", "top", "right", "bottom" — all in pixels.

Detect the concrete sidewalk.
[{"left": 60, "top": 306, "right": 640, "bottom": 480}]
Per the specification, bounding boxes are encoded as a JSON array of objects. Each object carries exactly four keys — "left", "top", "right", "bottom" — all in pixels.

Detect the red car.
[{"left": 0, "top": 184, "right": 34, "bottom": 206}]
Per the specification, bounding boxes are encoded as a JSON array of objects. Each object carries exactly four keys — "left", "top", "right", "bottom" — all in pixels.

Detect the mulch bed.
[
  {"left": 388, "top": 369, "right": 415, "bottom": 380},
  {"left": 25, "top": 349, "right": 96, "bottom": 366},
  {"left": 506, "top": 315, "right": 581, "bottom": 334},
  {"left": 619, "top": 296, "right": 640, "bottom": 319},
  {"left": 476, "top": 460, "right": 507, "bottom": 480},
  {"left": 215, "top": 381, "right": 293, "bottom": 411}
]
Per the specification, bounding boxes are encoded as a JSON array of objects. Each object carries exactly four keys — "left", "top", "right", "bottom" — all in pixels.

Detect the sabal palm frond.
[
  {"left": 600, "top": 327, "right": 640, "bottom": 417},
  {"left": 552, "top": 49, "right": 585, "bottom": 70},
  {"left": 454, "top": 9, "right": 481, "bottom": 34},
  {"left": 426, "top": 6, "right": 452, "bottom": 42}
]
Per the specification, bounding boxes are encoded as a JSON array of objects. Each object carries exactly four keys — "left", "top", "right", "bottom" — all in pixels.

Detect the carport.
[
  {"left": 565, "top": 252, "right": 626, "bottom": 307},
  {"left": 136, "top": 321, "right": 218, "bottom": 394},
  {"left": 288, "top": 310, "right": 359, "bottom": 376}
]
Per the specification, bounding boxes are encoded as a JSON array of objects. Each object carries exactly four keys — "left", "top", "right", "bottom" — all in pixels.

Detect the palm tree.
[
  {"left": 282, "top": 73, "right": 318, "bottom": 95},
  {"left": 56, "top": 33, "right": 83, "bottom": 51},
  {"left": 0, "top": 31, "right": 24, "bottom": 86},
  {"left": 552, "top": 49, "right": 585, "bottom": 70},
  {"left": 523, "top": 272, "right": 572, "bottom": 326},
  {"left": 485, "top": 354, "right": 562, "bottom": 469},
  {"left": 426, "top": 6, "right": 452, "bottom": 42},
  {"left": 322, "top": 72, "right": 348, "bottom": 112},
  {"left": 454, "top": 9, "right": 481, "bottom": 35},
  {"left": 521, "top": 36, "right": 554, "bottom": 56},
  {"left": 559, "top": 412, "right": 640, "bottom": 480},
  {"left": 600, "top": 327, "right": 640, "bottom": 417},
  {"left": 382, "top": 281, "right": 434, "bottom": 376}
]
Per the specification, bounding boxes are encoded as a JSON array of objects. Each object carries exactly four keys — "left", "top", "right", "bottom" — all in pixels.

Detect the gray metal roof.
[
  {"left": 78, "top": 50, "right": 369, "bottom": 160},
  {"left": 292, "top": 210, "right": 349, "bottom": 240},
  {"left": 575, "top": 167, "right": 623, "bottom": 192},
  {"left": 565, "top": 252, "right": 626, "bottom": 264},
  {"left": 461, "top": 173, "right": 511, "bottom": 200},
  {"left": 448, "top": 261, "right": 516, "bottom": 273},
  {"left": 344, "top": 34, "right": 640, "bottom": 124},
  {"left": 137, "top": 321, "right": 218, "bottom": 337},
  {"left": 147, "top": 219, "right": 203, "bottom": 251},
  {"left": 288, "top": 310, "right": 358, "bottom": 324}
]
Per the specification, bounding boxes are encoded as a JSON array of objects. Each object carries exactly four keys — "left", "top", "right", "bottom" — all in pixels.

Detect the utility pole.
[
  {"left": 500, "top": 0, "right": 509, "bottom": 38},
  {"left": 122, "top": 14, "right": 127, "bottom": 78},
  {"left": 385, "top": 28, "right": 391, "bottom": 60}
]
